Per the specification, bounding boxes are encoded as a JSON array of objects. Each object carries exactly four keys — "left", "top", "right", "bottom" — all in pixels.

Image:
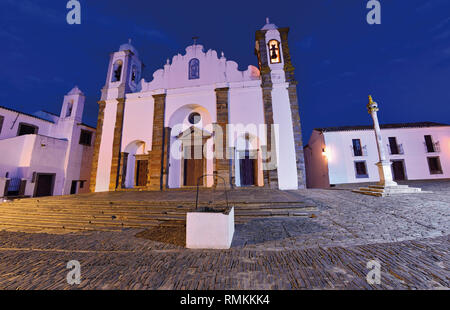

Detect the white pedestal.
[
  {"left": 186, "top": 207, "right": 235, "bottom": 249},
  {"left": 376, "top": 161, "right": 398, "bottom": 187}
]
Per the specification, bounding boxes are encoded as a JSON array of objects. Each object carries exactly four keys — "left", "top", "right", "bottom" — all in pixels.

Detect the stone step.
[{"left": 0, "top": 214, "right": 169, "bottom": 227}]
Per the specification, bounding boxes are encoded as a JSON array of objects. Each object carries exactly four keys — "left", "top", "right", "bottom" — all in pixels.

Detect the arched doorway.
[
  {"left": 122, "top": 140, "right": 146, "bottom": 188},
  {"left": 177, "top": 126, "right": 212, "bottom": 187},
  {"left": 167, "top": 104, "right": 214, "bottom": 188}
]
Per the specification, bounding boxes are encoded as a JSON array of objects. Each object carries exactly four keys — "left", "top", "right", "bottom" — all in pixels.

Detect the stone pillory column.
[
  {"left": 109, "top": 98, "right": 126, "bottom": 191},
  {"left": 367, "top": 95, "right": 397, "bottom": 187},
  {"left": 147, "top": 93, "right": 167, "bottom": 191},
  {"left": 352, "top": 96, "right": 422, "bottom": 196},
  {"left": 89, "top": 100, "right": 106, "bottom": 192},
  {"left": 214, "top": 87, "right": 231, "bottom": 187}
]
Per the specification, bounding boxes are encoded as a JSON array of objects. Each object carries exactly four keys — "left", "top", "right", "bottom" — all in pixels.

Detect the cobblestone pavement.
[{"left": 0, "top": 180, "right": 448, "bottom": 289}]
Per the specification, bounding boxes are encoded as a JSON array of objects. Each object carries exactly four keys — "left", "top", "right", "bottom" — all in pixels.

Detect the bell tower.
[
  {"left": 90, "top": 40, "right": 143, "bottom": 193},
  {"left": 101, "top": 39, "right": 143, "bottom": 100},
  {"left": 255, "top": 18, "right": 306, "bottom": 189}
]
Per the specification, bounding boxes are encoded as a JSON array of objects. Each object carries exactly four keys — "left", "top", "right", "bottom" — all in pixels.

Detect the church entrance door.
[
  {"left": 183, "top": 146, "right": 204, "bottom": 186},
  {"left": 240, "top": 152, "right": 256, "bottom": 186},
  {"left": 135, "top": 160, "right": 148, "bottom": 187}
]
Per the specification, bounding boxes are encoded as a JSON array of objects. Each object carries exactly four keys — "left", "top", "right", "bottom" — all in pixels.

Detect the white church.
[{"left": 91, "top": 19, "right": 306, "bottom": 192}]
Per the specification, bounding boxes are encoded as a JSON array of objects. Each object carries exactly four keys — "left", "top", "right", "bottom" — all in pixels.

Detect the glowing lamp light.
[{"left": 322, "top": 147, "right": 331, "bottom": 160}]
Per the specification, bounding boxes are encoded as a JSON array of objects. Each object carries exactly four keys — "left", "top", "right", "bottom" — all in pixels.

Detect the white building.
[
  {"left": 91, "top": 19, "right": 306, "bottom": 192},
  {"left": 304, "top": 122, "right": 450, "bottom": 188},
  {"left": 0, "top": 86, "right": 96, "bottom": 198}
]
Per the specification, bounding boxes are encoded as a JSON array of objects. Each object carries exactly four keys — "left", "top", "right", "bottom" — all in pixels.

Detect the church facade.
[{"left": 90, "top": 19, "right": 306, "bottom": 192}]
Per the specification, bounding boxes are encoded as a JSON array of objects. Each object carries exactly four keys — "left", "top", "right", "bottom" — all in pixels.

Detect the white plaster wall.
[
  {"left": 0, "top": 134, "right": 68, "bottom": 195},
  {"left": 271, "top": 84, "right": 298, "bottom": 190},
  {"left": 140, "top": 44, "right": 260, "bottom": 92},
  {"left": 29, "top": 135, "right": 68, "bottom": 195},
  {"left": 323, "top": 126, "right": 450, "bottom": 185},
  {"left": 304, "top": 130, "right": 330, "bottom": 188},
  {"left": 121, "top": 96, "right": 154, "bottom": 154},
  {"left": 95, "top": 100, "right": 118, "bottom": 191},
  {"left": 0, "top": 107, "right": 53, "bottom": 140}
]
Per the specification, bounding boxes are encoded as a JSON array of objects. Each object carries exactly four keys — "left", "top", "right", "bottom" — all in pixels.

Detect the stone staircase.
[
  {"left": 0, "top": 193, "right": 318, "bottom": 232},
  {"left": 352, "top": 185, "right": 423, "bottom": 197}
]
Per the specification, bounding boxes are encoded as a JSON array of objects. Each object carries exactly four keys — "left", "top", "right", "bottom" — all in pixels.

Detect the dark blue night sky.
[{"left": 0, "top": 0, "right": 449, "bottom": 144}]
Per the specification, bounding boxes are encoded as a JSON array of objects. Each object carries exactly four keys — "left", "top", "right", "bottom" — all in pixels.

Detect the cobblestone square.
[{"left": 0, "top": 180, "right": 448, "bottom": 290}]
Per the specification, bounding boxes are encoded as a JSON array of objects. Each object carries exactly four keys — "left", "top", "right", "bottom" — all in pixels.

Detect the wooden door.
[
  {"left": 135, "top": 160, "right": 148, "bottom": 186},
  {"left": 70, "top": 181, "right": 77, "bottom": 194},
  {"left": 240, "top": 153, "right": 255, "bottom": 186},
  {"left": 184, "top": 145, "right": 204, "bottom": 186},
  {"left": 35, "top": 174, "right": 54, "bottom": 197},
  {"left": 392, "top": 161, "right": 406, "bottom": 181}
]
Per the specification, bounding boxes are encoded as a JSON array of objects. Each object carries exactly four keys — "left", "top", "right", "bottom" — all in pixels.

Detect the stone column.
[
  {"left": 214, "top": 87, "right": 231, "bottom": 187},
  {"left": 109, "top": 98, "right": 126, "bottom": 191},
  {"left": 255, "top": 30, "right": 279, "bottom": 189},
  {"left": 367, "top": 95, "right": 397, "bottom": 187},
  {"left": 162, "top": 127, "right": 171, "bottom": 190},
  {"left": 89, "top": 100, "right": 106, "bottom": 192},
  {"left": 147, "top": 94, "right": 166, "bottom": 190},
  {"left": 118, "top": 152, "right": 128, "bottom": 189}
]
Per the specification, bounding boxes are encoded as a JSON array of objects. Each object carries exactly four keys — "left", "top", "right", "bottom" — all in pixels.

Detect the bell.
[{"left": 270, "top": 45, "right": 278, "bottom": 59}]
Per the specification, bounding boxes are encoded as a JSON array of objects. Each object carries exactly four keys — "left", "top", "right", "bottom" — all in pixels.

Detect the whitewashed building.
[
  {"left": 304, "top": 122, "right": 450, "bottom": 188},
  {"left": 0, "top": 86, "right": 96, "bottom": 198},
  {"left": 91, "top": 19, "right": 306, "bottom": 192}
]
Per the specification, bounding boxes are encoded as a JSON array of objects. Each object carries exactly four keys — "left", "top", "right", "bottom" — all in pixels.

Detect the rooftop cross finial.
[
  {"left": 192, "top": 36, "right": 199, "bottom": 45},
  {"left": 368, "top": 95, "right": 374, "bottom": 104},
  {"left": 266, "top": 17, "right": 270, "bottom": 24}
]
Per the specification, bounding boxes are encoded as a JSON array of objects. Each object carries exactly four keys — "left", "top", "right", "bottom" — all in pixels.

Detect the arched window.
[
  {"left": 131, "top": 65, "right": 137, "bottom": 82},
  {"left": 66, "top": 101, "right": 73, "bottom": 117},
  {"left": 112, "top": 60, "right": 123, "bottom": 82},
  {"left": 268, "top": 40, "right": 282, "bottom": 64},
  {"left": 188, "top": 58, "right": 200, "bottom": 80}
]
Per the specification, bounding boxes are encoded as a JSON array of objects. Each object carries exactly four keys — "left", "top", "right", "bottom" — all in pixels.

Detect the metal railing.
[
  {"left": 195, "top": 174, "right": 229, "bottom": 211},
  {"left": 424, "top": 141, "right": 440, "bottom": 153},
  {"left": 350, "top": 145, "right": 368, "bottom": 157},
  {"left": 387, "top": 143, "right": 404, "bottom": 155}
]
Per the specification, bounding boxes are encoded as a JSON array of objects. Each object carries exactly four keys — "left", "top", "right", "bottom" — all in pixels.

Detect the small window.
[
  {"left": 188, "top": 58, "right": 200, "bottom": 80},
  {"left": 188, "top": 112, "right": 201, "bottom": 124},
  {"left": 112, "top": 60, "right": 123, "bottom": 82},
  {"left": 354, "top": 161, "right": 368, "bottom": 178},
  {"left": 388, "top": 137, "right": 399, "bottom": 155},
  {"left": 427, "top": 157, "right": 443, "bottom": 174},
  {"left": 79, "top": 130, "right": 93, "bottom": 146},
  {"left": 131, "top": 65, "right": 138, "bottom": 82},
  {"left": 79, "top": 180, "right": 85, "bottom": 189},
  {"left": 268, "top": 39, "right": 282, "bottom": 64},
  {"left": 352, "top": 139, "right": 363, "bottom": 156},
  {"left": 424, "top": 135, "right": 435, "bottom": 153},
  {"left": 0, "top": 115, "right": 4, "bottom": 134},
  {"left": 66, "top": 101, "right": 73, "bottom": 117},
  {"left": 17, "top": 123, "right": 38, "bottom": 136}
]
